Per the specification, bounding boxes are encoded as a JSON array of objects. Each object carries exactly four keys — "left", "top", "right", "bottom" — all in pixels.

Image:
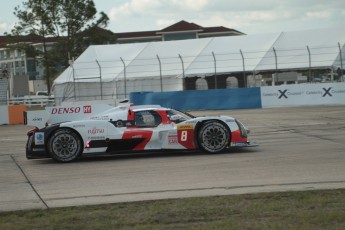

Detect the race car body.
[{"left": 26, "top": 104, "right": 256, "bottom": 162}]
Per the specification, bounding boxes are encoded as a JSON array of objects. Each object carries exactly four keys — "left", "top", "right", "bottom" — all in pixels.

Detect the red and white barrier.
[{"left": 0, "top": 105, "right": 26, "bottom": 125}]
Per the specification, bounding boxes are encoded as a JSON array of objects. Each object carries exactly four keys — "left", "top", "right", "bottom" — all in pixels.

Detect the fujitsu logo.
[{"left": 88, "top": 127, "right": 105, "bottom": 135}]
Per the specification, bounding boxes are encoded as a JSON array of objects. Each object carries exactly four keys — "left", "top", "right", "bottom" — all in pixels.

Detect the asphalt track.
[{"left": 1, "top": 105, "right": 345, "bottom": 212}]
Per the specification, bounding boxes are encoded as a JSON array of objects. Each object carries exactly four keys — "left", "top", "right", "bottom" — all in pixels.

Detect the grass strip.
[{"left": 1, "top": 189, "right": 345, "bottom": 230}]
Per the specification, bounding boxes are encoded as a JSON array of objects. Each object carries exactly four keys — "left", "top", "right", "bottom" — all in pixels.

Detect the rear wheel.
[
  {"left": 198, "top": 121, "right": 230, "bottom": 153},
  {"left": 48, "top": 128, "right": 82, "bottom": 162}
]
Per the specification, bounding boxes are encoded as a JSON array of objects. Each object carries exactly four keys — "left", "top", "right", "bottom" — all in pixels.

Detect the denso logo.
[
  {"left": 88, "top": 127, "right": 105, "bottom": 135},
  {"left": 51, "top": 107, "right": 81, "bottom": 114}
]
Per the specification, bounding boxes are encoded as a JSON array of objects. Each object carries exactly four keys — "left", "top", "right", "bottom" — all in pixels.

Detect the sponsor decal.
[
  {"left": 83, "top": 105, "right": 92, "bottom": 113},
  {"left": 306, "top": 90, "right": 322, "bottom": 95},
  {"left": 278, "top": 89, "right": 303, "bottom": 99},
  {"left": 263, "top": 89, "right": 304, "bottom": 99},
  {"left": 73, "top": 124, "right": 85, "bottom": 128},
  {"left": 51, "top": 106, "right": 92, "bottom": 115},
  {"left": 90, "top": 115, "right": 109, "bottom": 120},
  {"left": 306, "top": 88, "right": 333, "bottom": 97},
  {"left": 177, "top": 124, "right": 193, "bottom": 130},
  {"left": 88, "top": 127, "right": 105, "bottom": 135},
  {"left": 264, "top": 86, "right": 345, "bottom": 100},
  {"left": 88, "top": 136, "right": 105, "bottom": 140},
  {"left": 332, "top": 89, "right": 345, "bottom": 94},
  {"left": 51, "top": 107, "right": 81, "bottom": 114},
  {"left": 32, "top": 117, "right": 43, "bottom": 121},
  {"left": 168, "top": 135, "right": 178, "bottom": 144},
  {"left": 262, "top": 92, "right": 279, "bottom": 97},
  {"left": 34, "top": 132, "right": 44, "bottom": 145}
]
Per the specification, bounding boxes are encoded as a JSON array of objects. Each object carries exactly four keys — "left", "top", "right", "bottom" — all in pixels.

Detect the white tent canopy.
[
  {"left": 53, "top": 27, "right": 345, "bottom": 103},
  {"left": 255, "top": 27, "right": 345, "bottom": 72}
]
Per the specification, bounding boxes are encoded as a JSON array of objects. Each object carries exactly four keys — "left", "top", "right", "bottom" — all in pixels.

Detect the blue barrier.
[{"left": 130, "top": 88, "right": 262, "bottom": 110}]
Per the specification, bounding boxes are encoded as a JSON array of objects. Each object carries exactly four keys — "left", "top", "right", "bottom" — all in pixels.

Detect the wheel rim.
[
  {"left": 201, "top": 124, "right": 228, "bottom": 151},
  {"left": 52, "top": 133, "right": 78, "bottom": 158}
]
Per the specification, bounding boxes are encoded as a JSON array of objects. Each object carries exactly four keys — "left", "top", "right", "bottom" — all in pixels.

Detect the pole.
[
  {"left": 307, "top": 46, "right": 311, "bottom": 82},
  {"left": 240, "top": 49, "right": 246, "bottom": 88},
  {"left": 212, "top": 52, "right": 217, "bottom": 89},
  {"left": 178, "top": 54, "right": 185, "bottom": 90},
  {"left": 120, "top": 57, "right": 127, "bottom": 98},
  {"left": 338, "top": 42, "right": 344, "bottom": 79},
  {"left": 157, "top": 55, "right": 163, "bottom": 92},
  {"left": 272, "top": 47, "right": 278, "bottom": 86},
  {"left": 95, "top": 59, "right": 103, "bottom": 100},
  {"left": 72, "top": 64, "right": 76, "bottom": 100}
]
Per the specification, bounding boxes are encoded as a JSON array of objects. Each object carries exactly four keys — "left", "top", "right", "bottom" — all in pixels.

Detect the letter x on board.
[
  {"left": 278, "top": 89, "right": 288, "bottom": 99},
  {"left": 322, "top": 87, "right": 332, "bottom": 97}
]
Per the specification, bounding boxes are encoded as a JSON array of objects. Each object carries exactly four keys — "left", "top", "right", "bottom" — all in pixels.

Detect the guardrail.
[{"left": 8, "top": 96, "right": 55, "bottom": 107}]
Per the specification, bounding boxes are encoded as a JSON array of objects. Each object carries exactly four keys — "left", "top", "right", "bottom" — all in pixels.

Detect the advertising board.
[{"left": 261, "top": 83, "right": 345, "bottom": 108}]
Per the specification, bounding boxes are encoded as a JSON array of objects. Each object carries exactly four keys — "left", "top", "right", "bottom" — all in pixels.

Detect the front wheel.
[
  {"left": 198, "top": 121, "right": 230, "bottom": 153},
  {"left": 48, "top": 128, "right": 82, "bottom": 162}
]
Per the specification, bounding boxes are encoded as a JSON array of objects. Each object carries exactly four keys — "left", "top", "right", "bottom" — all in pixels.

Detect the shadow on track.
[{"left": 30, "top": 147, "right": 260, "bottom": 164}]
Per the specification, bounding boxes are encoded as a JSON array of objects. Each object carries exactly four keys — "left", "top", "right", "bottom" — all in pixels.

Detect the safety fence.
[{"left": 62, "top": 43, "right": 344, "bottom": 101}]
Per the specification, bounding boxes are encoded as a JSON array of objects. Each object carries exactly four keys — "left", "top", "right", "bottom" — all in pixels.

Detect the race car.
[{"left": 26, "top": 103, "right": 256, "bottom": 162}]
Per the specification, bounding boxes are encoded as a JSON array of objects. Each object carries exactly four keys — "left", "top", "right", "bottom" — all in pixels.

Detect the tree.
[
  {"left": 11, "top": 0, "right": 116, "bottom": 94},
  {"left": 12, "top": 0, "right": 61, "bottom": 94},
  {"left": 50, "top": 9, "right": 116, "bottom": 69}
]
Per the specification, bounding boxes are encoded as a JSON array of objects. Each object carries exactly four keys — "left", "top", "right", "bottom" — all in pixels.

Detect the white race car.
[{"left": 26, "top": 104, "right": 256, "bottom": 162}]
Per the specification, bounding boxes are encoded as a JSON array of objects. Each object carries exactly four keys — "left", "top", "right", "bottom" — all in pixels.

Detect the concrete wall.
[
  {"left": 130, "top": 88, "right": 261, "bottom": 110},
  {"left": 130, "top": 83, "right": 345, "bottom": 110}
]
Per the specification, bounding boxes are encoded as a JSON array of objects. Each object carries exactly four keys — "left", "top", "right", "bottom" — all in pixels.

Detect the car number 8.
[{"left": 181, "top": 130, "right": 188, "bottom": 141}]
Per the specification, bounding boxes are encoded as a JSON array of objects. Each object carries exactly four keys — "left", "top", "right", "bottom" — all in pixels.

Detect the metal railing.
[{"left": 8, "top": 96, "right": 55, "bottom": 107}]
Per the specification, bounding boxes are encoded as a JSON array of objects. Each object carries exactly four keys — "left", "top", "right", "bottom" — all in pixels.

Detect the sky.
[{"left": 1, "top": 0, "right": 345, "bottom": 35}]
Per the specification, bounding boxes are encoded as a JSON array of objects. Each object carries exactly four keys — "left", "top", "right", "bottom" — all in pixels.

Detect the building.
[
  {"left": 0, "top": 35, "right": 57, "bottom": 81},
  {"left": 0, "top": 35, "right": 58, "bottom": 98},
  {"left": 115, "top": 20, "right": 244, "bottom": 43}
]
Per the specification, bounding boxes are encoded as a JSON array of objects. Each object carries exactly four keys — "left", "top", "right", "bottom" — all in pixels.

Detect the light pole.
[{"left": 9, "top": 50, "right": 16, "bottom": 99}]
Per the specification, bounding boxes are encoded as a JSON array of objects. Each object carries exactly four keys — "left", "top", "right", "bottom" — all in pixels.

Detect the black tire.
[
  {"left": 198, "top": 121, "right": 230, "bottom": 153},
  {"left": 26, "top": 135, "right": 34, "bottom": 159},
  {"left": 48, "top": 128, "right": 82, "bottom": 162}
]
